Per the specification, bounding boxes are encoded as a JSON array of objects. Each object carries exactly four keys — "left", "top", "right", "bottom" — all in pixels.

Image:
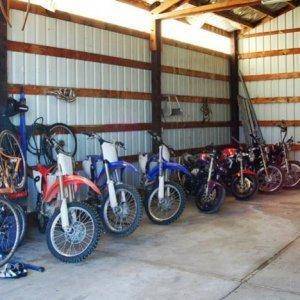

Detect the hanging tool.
[
  {"left": 200, "top": 98, "right": 212, "bottom": 123},
  {"left": 238, "top": 70, "right": 265, "bottom": 146},
  {"left": 161, "top": 95, "right": 183, "bottom": 120},
  {"left": 47, "top": 88, "right": 77, "bottom": 103},
  {"left": 21, "top": 0, "right": 30, "bottom": 31}
]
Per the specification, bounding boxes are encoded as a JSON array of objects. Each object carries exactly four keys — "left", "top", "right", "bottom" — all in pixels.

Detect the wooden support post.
[
  {"left": 150, "top": 19, "right": 162, "bottom": 148},
  {"left": 0, "top": 0, "right": 8, "bottom": 116},
  {"left": 229, "top": 30, "right": 239, "bottom": 142}
]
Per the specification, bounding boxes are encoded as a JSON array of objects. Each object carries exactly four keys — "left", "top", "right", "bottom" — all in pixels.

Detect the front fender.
[
  {"left": 44, "top": 175, "right": 101, "bottom": 203},
  {"left": 147, "top": 161, "right": 191, "bottom": 181},
  {"left": 108, "top": 161, "right": 138, "bottom": 173}
]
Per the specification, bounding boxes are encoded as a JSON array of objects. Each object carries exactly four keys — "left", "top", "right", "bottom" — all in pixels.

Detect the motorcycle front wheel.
[
  {"left": 100, "top": 184, "right": 143, "bottom": 237},
  {"left": 257, "top": 165, "right": 283, "bottom": 193},
  {"left": 231, "top": 174, "right": 258, "bottom": 201},
  {"left": 281, "top": 161, "right": 300, "bottom": 188},
  {"left": 145, "top": 181, "right": 185, "bottom": 225},
  {"left": 46, "top": 202, "right": 101, "bottom": 263},
  {"left": 195, "top": 183, "right": 225, "bottom": 214},
  {"left": 195, "top": 184, "right": 226, "bottom": 214}
]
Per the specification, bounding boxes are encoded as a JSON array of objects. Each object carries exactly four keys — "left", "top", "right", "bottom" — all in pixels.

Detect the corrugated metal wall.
[
  {"left": 6, "top": 7, "right": 231, "bottom": 206},
  {"left": 8, "top": 8, "right": 230, "bottom": 159},
  {"left": 161, "top": 44, "right": 230, "bottom": 149},
  {"left": 238, "top": 7, "right": 300, "bottom": 159}
]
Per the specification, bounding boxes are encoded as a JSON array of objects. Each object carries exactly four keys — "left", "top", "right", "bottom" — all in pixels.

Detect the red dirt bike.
[
  {"left": 268, "top": 122, "right": 300, "bottom": 188},
  {"left": 33, "top": 138, "right": 102, "bottom": 263}
]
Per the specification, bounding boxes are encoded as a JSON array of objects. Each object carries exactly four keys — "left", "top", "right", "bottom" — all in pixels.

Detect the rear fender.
[{"left": 44, "top": 175, "right": 101, "bottom": 203}]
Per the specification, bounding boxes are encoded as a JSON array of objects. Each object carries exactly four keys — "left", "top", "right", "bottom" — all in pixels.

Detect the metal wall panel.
[
  {"left": 7, "top": 8, "right": 231, "bottom": 204},
  {"left": 161, "top": 44, "right": 231, "bottom": 150},
  {"left": 239, "top": 7, "right": 300, "bottom": 157}
]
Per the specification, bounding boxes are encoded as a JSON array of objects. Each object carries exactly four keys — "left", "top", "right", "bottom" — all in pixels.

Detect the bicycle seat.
[{"left": 3, "top": 98, "right": 28, "bottom": 117}]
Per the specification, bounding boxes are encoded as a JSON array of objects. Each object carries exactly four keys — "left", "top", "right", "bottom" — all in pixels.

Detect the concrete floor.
[{"left": 1, "top": 190, "right": 300, "bottom": 300}]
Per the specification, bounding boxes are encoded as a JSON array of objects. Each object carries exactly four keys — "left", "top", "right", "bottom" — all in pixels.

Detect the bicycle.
[
  {"left": 0, "top": 196, "right": 20, "bottom": 267},
  {"left": 2, "top": 97, "right": 77, "bottom": 164}
]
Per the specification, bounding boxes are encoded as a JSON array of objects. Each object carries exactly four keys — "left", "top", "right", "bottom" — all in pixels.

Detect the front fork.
[
  {"left": 260, "top": 145, "right": 269, "bottom": 177},
  {"left": 158, "top": 146, "right": 166, "bottom": 201},
  {"left": 205, "top": 157, "right": 214, "bottom": 195},
  {"left": 240, "top": 160, "right": 244, "bottom": 185},
  {"left": 104, "top": 162, "right": 118, "bottom": 209},
  {"left": 57, "top": 165, "right": 70, "bottom": 231},
  {"left": 283, "top": 146, "right": 290, "bottom": 174}
]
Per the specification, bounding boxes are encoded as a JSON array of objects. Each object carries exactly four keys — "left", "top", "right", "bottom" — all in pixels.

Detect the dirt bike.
[
  {"left": 179, "top": 145, "right": 226, "bottom": 213},
  {"left": 33, "top": 138, "right": 101, "bottom": 263},
  {"left": 268, "top": 122, "right": 300, "bottom": 188},
  {"left": 139, "top": 131, "right": 189, "bottom": 225},
  {"left": 82, "top": 132, "right": 143, "bottom": 237}
]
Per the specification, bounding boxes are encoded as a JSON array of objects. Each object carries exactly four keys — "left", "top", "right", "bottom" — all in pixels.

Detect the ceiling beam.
[
  {"left": 215, "top": 11, "right": 256, "bottom": 28},
  {"left": 151, "top": 0, "right": 185, "bottom": 14},
  {"left": 251, "top": 4, "right": 277, "bottom": 18},
  {"left": 116, "top": 0, "right": 232, "bottom": 37},
  {"left": 154, "top": 0, "right": 261, "bottom": 20}
]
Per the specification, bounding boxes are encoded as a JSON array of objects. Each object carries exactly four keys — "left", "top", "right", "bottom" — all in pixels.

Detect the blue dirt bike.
[
  {"left": 82, "top": 133, "right": 142, "bottom": 237},
  {"left": 139, "top": 131, "right": 190, "bottom": 225}
]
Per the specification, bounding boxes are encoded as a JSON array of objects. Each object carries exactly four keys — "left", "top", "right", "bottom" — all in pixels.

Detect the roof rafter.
[
  {"left": 151, "top": 0, "right": 185, "bottom": 14},
  {"left": 154, "top": 0, "right": 261, "bottom": 20},
  {"left": 251, "top": 4, "right": 277, "bottom": 18},
  {"left": 215, "top": 11, "right": 256, "bottom": 28}
]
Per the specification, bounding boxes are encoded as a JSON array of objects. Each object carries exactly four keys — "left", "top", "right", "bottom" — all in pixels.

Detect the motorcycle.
[
  {"left": 179, "top": 145, "right": 226, "bottom": 213},
  {"left": 248, "top": 134, "right": 283, "bottom": 193},
  {"left": 33, "top": 138, "right": 102, "bottom": 263},
  {"left": 218, "top": 143, "right": 258, "bottom": 200},
  {"left": 139, "top": 131, "right": 189, "bottom": 225},
  {"left": 268, "top": 122, "right": 300, "bottom": 188},
  {"left": 82, "top": 133, "right": 143, "bottom": 237}
]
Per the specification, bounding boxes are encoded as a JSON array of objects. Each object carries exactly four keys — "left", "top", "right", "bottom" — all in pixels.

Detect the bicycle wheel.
[
  {"left": 45, "top": 123, "right": 77, "bottom": 162},
  {"left": 0, "top": 130, "right": 27, "bottom": 191},
  {"left": 0, "top": 197, "right": 20, "bottom": 267}
]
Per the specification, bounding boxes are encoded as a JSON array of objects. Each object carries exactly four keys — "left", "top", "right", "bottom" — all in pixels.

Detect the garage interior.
[{"left": 0, "top": 0, "right": 300, "bottom": 298}]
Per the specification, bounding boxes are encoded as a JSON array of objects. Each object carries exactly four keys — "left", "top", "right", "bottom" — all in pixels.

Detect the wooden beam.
[
  {"left": 243, "top": 72, "right": 300, "bottom": 81},
  {"left": 151, "top": 0, "right": 184, "bottom": 14},
  {"left": 229, "top": 30, "right": 239, "bottom": 141},
  {"left": 251, "top": 4, "right": 277, "bottom": 18},
  {"left": 240, "top": 27, "right": 300, "bottom": 38},
  {"left": 154, "top": 0, "right": 261, "bottom": 20},
  {"left": 8, "top": 83, "right": 230, "bottom": 104},
  {"left": 215, "top": 11, "right": 256, "bottom": 28},
  {"left": 239, "top": 48, "right": 300, "bottom": 59},
  {"left": 163, "top": 121, "right": 232, "bottom": 129},
  {"left": 0, "top": 0, "right": 7, "bottom": 117},
  {"left": 150, "top": 19, "right": 162, "bottom": 144}
]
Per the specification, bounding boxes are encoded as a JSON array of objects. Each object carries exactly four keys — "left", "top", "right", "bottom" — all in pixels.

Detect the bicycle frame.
[{"left": 0, "top": 148, "right": 22, "bottom": 193}]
